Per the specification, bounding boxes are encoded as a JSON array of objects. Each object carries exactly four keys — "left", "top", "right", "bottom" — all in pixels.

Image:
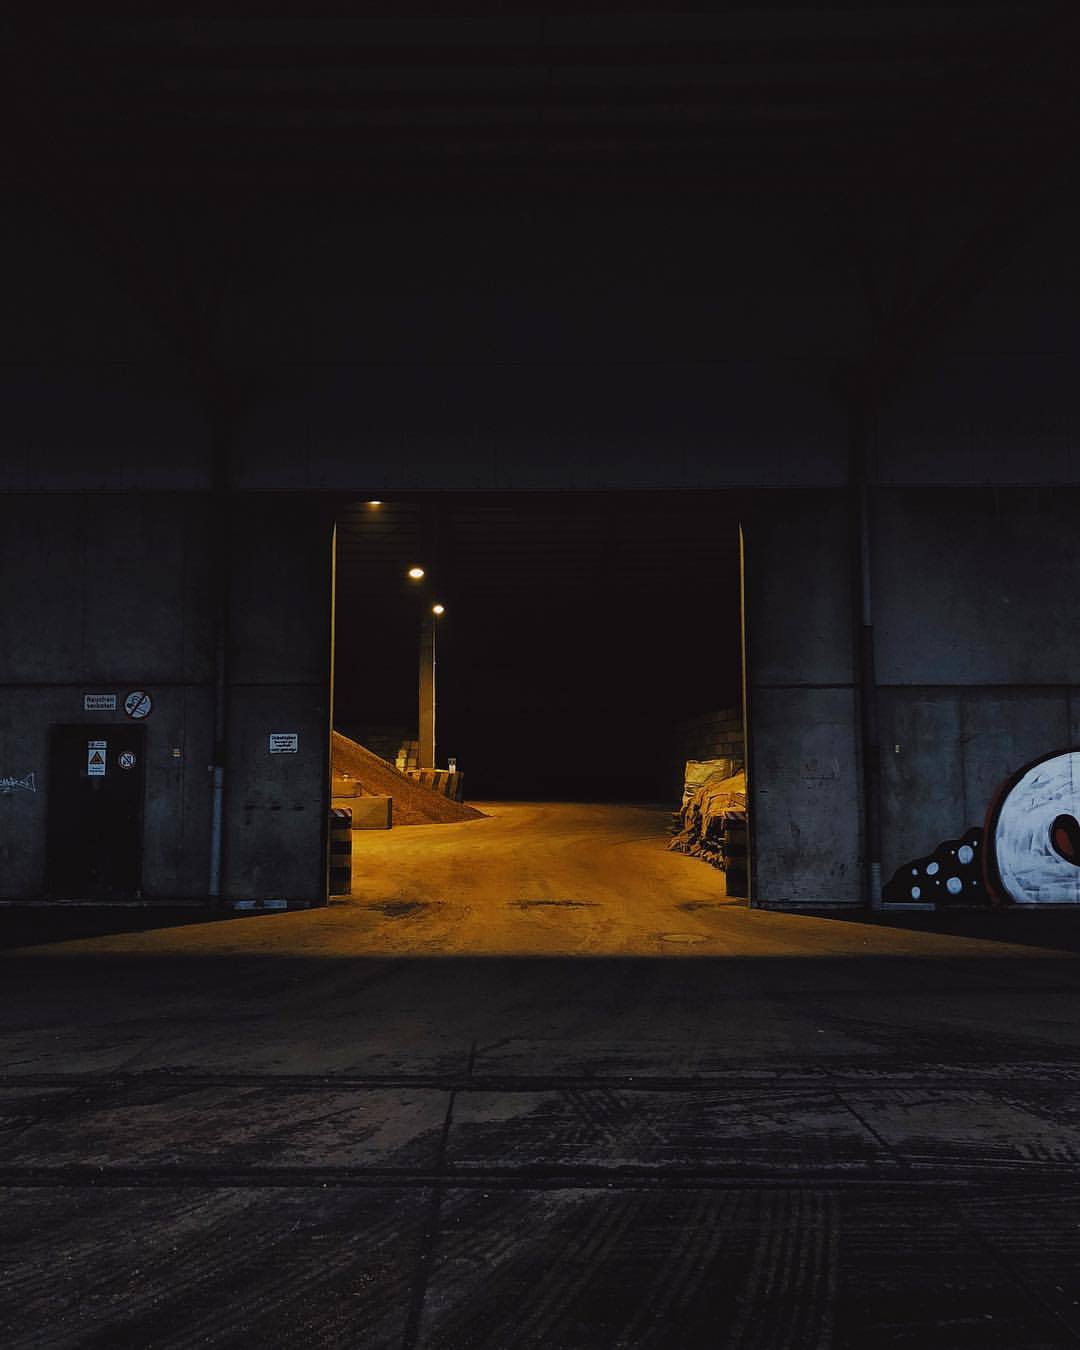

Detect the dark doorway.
[{"left": 46, "top": 725, "right": 146, "bottom": 900}]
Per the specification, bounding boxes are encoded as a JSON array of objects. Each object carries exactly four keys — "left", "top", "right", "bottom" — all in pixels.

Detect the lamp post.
[
  {"left": 419, "top": 607, "right": 436, "bottom": 770},
  {"left": 418, "top": 603, "right": 446, "bottom": 770},
  {"left": 408, "top": 566, "right": 443, "bottom": 770}
]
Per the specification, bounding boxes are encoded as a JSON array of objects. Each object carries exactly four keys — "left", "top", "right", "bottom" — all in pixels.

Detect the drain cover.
[{"left": 657, "top": 931, "right": 709, "bottom": 945}]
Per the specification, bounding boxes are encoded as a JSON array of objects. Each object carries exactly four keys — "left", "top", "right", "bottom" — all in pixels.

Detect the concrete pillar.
[
  {"left": 419, "top": 612, "right": 436, "bottom": 769},
  {"left": 743, "top": 491, "right": 862, "bottom": 907}
]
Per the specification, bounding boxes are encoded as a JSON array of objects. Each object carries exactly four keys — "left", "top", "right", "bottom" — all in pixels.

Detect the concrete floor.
[{"left": 4, "top": 803, "right": 1080, "bottom": 1347}]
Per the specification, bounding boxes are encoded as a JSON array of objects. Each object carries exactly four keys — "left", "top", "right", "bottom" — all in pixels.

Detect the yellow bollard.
[{"left": 329, "top": 807, "right": 352, "bottom": 895}]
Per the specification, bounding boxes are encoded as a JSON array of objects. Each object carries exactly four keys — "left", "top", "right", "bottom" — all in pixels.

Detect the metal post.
[
  {"left": 207, "top": 409, "right": 232, "bottom": 902},
  {"left": 851, "top": 399, "right": 883, "bottom": 910}
]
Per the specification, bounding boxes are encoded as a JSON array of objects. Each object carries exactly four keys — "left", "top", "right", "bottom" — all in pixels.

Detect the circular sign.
[
  {"left": 118, "top": 751, "right": 137, "bottom": 770},
  {"left": 124, "top": 690, "right": 153, "bottom": 720}
]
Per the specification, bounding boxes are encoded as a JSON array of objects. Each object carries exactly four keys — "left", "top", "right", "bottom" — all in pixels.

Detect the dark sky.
[{"left": 334, "top": 493, "right": 742, "bottom": 801}]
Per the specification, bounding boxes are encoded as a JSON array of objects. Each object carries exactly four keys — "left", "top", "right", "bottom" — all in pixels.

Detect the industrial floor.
[
  {"left": 345, "top": 800, "right": 741, "bottom": 955},
  {"left": 4, "top": 803, "right": 1080, "bottom": 1347}
]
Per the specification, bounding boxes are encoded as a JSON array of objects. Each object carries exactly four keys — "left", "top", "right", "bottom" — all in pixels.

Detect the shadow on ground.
[
  {"left": 0, "top": 906, "right": 241, "bottom": 950},
  {"left": 4, "top": 936, "right": 1080, "bottom": 1347},
  {"left": 808, "top": 906, "right": 1080, "bottom": 953}
]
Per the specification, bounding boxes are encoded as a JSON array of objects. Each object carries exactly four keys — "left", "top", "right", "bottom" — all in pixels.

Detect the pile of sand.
[{"left": 332, "top": 731, "right": 486, "bottom": 826}]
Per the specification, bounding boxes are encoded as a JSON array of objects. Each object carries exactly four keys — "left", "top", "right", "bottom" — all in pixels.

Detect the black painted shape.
[
  {"left": 1049, "top": 814, "right": 1080, "bottom": 866},
  {"left": 882, "top": 827, "right": 985, "bottom": 905}
]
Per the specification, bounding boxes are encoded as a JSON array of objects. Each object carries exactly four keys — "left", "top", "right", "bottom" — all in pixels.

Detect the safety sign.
[
  {"left": 84, "top": 694, "right": 117, "bottom": 711},
  {"left": 124, "top": 690, "right": 153, "bottom": 720},
  {"left": 269, "top": 733, "right": 299, "bottom": 753},
  {"left": 88, "top": 740, "right": 107, "bottom": 777},
  {"left": 118, "top": 751, "right": 137, "bottom": 770}
]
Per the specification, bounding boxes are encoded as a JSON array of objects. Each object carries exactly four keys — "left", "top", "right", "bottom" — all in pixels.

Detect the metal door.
[{"left": 46, "top": 725, "right": 145, "bottom": 899}]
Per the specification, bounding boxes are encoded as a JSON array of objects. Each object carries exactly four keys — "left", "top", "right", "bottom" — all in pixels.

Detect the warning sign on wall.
[
  {"left": 87, "top": 740, "right": 107, "bottom": 777},
  {"left": 269, "top": 733, "right": 299, "bottom": 754},
  {"left": 83, "top": 694, "right": 117, "bottom": 711}
]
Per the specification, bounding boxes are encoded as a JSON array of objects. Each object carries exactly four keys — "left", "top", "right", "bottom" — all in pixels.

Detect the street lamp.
[
  {"left": 407, "top": 566, "right": 425, "bottom": 580},
  {"left": 418, "top": 602, "right": 444, "bottom": 770}
]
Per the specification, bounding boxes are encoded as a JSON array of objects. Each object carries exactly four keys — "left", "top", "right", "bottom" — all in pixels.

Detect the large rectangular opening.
[{"left": 330, "top": 491, "right": 749, "bottom": 952}]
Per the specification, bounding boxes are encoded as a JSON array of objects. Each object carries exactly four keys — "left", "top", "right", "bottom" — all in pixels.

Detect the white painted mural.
[
  {"left": 883, "top": 748, "right": 1080, "bottom": 907},
  {"left": 989, "top": 750, "right": 1080, "bottom": 905}
]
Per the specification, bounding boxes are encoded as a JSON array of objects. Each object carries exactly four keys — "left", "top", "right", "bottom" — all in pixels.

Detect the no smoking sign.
[{"left": 124, "top": 690, "right": 153, "bottom": 720}]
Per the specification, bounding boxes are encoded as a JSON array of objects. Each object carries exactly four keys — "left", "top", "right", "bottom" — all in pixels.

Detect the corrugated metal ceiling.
[
  {"left": 7, "top": 7, "right": 1072, "bottom": 194},
  {"left": 336, "top": 492, "right": 742, "bottom": 603}
]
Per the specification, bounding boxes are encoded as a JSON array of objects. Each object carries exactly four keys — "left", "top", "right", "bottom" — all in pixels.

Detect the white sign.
[
  {"left": 87, "top": 740, "right": 107, "bottom": 777},
  {"left": 124, "top": 690, "right": 153, "bottom": 720},
  {"left": 269, "top": 733, "right": 299, "bottom": 754},
  {"left": 84, "top": 694, "right": 117, "bottom": 711},
  {"left": 118, "top": 751, "right": 137, "bottom": 770}
]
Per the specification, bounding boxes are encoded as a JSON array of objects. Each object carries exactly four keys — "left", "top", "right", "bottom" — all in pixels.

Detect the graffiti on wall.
[
  {"left": 0, "top": 772, "right": 36, "bottom": 795},
  {"left": 883, "top": 749, "right": 1080, "bottom": 906}
]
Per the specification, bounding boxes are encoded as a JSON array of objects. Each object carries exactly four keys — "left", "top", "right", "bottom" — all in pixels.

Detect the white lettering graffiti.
[{"left": 0, "top": 772, "right": 36, "bottom": 795}]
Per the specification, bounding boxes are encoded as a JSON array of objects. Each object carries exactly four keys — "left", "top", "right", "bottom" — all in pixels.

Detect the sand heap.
[{"left": 332, "top": 731, "right": 486, "bottom": 826}]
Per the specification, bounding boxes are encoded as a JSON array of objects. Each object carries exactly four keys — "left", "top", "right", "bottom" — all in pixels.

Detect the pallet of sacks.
[{"left": 669, "top": 760, "right": 747, "bottom": 894}]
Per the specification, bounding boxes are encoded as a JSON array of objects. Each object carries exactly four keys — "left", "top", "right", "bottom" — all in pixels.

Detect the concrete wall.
[
  {"left": 743, "top": 493, "right": 862, "bottom": 906},
  {"left": 0, "top": 493, "right": 333, "bottom": 903},
  {"left": 0, "top": 208, "right": 213, "bottom": 492},
  {"left": 874, "top": 487, "right": 1080, "bottom": 887},
  {"left": 1, "top": 200, "right": 857, "bottom": 496},
  {"left": 224, "top": 496, "right": 334, "bottom": 901},
  {"left": 6, "top": 195, "right": 1078, "bottom": 496},
  {"left": 743, "top": 481, "right": 1080, "bottom": 908},
  {"left": 877, "top": 200, "right": 1080, "bottom": 487},
  {"left": 2, "top": 190, "right": 1079, "bottom": 909},
  {"left": 0, "top": 494, "right": 215, "bottom": 898}
]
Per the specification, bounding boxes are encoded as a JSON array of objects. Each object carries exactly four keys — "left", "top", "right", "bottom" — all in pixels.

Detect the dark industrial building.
[{"left": 3, "top": 7, "right": 1079, "bottom": 912}]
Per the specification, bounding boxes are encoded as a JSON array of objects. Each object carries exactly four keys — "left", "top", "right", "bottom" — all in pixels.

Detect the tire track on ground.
[{"left": 727, "top": 1189, "right": 837, "bottom": 1350}]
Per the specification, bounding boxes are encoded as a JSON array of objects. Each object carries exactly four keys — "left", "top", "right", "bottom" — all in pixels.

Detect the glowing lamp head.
[
  {"left": 407, "top": 566, "right": 425, "bottom": 580},
  {"left": 365, "top": 500, "right": 382, "bottom": 508},
  {"left": 432, "top": 603, "right": 445, "bottom": 615}
]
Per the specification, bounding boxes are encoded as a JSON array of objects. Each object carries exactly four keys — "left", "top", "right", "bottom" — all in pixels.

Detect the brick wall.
[{"left": 674, "top": 707, "right": 744, "bottom": 780}]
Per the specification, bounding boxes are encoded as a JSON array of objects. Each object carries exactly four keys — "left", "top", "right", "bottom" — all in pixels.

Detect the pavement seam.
[
  {"left": 829, "top": 1085, "right": 910, "bottom": 1170},
  {"left": 7, "top": 1069, "right": 1080, "bottom": 1091},
  {"left": 954, "top": 1200, "right": 1080, "bottom": 1344},
  {"left": 400, "top": 1041, "right": 474, "bottom": 1350},
  {"left": 4, "top": 1165, "right": 1080, "bottom": 1189}
]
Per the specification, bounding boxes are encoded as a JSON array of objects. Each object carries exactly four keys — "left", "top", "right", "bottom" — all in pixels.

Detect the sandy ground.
[{"left": 344, "top": 800, "right": 742, "bottom": 956}]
